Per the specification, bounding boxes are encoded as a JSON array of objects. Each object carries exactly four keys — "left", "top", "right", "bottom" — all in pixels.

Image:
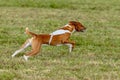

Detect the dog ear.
[
  {"left": 69, "top": 21, "right": 78, "bottom": 26},
  {"left": 69, "top": 21, "right": 79, "bottom": 28}
]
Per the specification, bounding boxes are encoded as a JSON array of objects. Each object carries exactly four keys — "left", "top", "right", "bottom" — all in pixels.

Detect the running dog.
[{"left": 12, "top": 21, "right": 86, "bottom": 61}]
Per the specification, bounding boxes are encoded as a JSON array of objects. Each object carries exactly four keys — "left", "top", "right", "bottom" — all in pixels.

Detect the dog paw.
[
  {"left": 11, "top": 54, "right": 15, "bottom": 58},
  {"left": 23, "top": 55, "right": 29, "bottom": 61}
]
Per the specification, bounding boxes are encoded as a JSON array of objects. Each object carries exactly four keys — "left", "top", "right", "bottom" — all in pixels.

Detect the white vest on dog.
[
  {"left": 49, "top": 29, "right": 71, "bottom": 44},
  {"left": 50, "top": 29, "right": 71, "bottom": 35}
]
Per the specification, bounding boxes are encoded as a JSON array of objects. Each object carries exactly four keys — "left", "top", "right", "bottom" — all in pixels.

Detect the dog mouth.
[
  {"left": 80, "top": 30, "right": 85, "bottom": 32},
  {"left": 79, "top": 28, "right": 86, "bottom": 32}
]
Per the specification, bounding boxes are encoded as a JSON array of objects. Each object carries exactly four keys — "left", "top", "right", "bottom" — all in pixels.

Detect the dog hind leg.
[
  {"left": 11, "top": 39, "right": 31, "bottom": 58},
  {"left": 23, "top": 38, "right": 41, "bottom": 61}
]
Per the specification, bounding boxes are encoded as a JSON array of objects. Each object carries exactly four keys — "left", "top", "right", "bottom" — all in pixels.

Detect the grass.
[{"left": 0, "top": 0, "right": 120, "bottom": 80}]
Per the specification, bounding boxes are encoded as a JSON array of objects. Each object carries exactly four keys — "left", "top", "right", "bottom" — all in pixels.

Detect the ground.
[{"left": 0, "top": 0, "right": 120, "bottom": 80}]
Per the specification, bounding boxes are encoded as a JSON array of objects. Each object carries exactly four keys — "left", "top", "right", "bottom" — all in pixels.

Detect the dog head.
[{"left": 69, "top": 21, "right": 86, "bottom": 32}]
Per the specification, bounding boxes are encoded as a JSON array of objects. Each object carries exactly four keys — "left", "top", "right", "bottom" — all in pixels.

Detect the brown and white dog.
[{"left": 12, "top": 21, "right": 86, "bottom": 61}]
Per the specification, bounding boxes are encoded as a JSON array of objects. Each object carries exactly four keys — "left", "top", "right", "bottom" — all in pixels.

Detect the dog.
[{"left": 11, "top": 21, "right": 86, "bottom": 61}]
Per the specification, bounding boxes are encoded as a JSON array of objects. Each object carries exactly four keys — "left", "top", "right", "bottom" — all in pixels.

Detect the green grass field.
[{"left": 0, "top": 0, "right": 120, "bottom": 80}]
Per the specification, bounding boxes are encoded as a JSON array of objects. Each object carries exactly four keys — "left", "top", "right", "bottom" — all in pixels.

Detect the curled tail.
[{"left": 25, "top": 27, "right": 37, "bottom": 37}]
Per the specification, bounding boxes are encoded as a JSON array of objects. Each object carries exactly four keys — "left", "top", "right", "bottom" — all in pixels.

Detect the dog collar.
[{"left": 64, "top": 24, "right": 73, "bottom": 28}]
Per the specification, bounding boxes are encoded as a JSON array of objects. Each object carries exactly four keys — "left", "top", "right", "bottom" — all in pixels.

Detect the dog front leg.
[{"left": 64, "top": 40, "right": 75, "bottom": 53}]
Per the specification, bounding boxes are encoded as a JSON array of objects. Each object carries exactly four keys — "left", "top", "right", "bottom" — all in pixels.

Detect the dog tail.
[{"left": 25, "top": 27, "right": 37, "bottom": 37}]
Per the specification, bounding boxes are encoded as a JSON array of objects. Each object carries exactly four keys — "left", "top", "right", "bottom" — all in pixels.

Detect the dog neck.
[{"left": 61, "top": 24, "right": 76, "bottom": 33}]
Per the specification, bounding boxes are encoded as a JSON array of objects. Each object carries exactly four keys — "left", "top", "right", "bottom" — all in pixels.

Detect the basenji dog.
[{"left": 12, "top": 21, "right": 86, "bottom": 61}]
